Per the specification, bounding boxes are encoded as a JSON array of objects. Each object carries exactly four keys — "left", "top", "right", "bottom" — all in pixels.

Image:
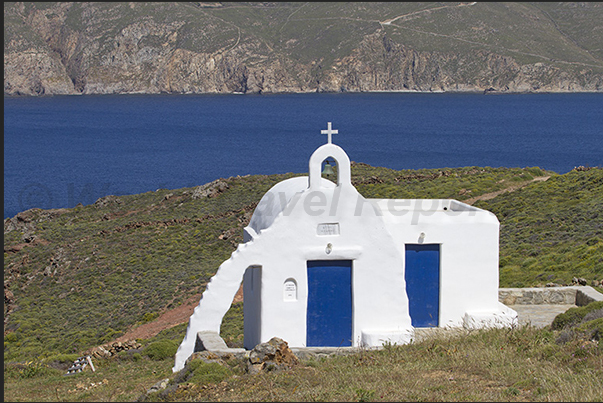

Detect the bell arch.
[{"left": 309, "top": 143, "right": 352, "bottom": 190}]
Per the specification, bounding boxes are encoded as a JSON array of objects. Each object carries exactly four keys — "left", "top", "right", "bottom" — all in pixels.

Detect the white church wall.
[
  {"left": 240, "top": 142, "right": 415, "bottom": 349},
  {"left": 255, "top": 255, "right": 309, "bottom": 348},
  {"left": 373, "top": 198, "right": 504, "bottom": 328},
  {"left": 175, "top": 123, "right": 515, "bottom": 373},
  {"left": 241, "top": 177, "right": 414, "bottom": 348},
  {"left": 173, "top": 240, "right": 258, "bottom": 372}
]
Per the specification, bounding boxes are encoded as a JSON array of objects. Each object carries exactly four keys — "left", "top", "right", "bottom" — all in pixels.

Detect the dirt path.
[
  {"left": 113, "top": 293, "right": 203, "bottom": 343},
  {"left": 463, "top": 176, "right": 550, "bottom": 205},
  {"left": 381, "top": 2, "right": 476, "bottom": 25},
  {"left": 115, "top": 285, "right": 244, "bottom": 343}
]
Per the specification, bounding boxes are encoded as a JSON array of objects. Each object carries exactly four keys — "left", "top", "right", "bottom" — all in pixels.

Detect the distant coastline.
[
  {"left": 5, "top": 88, "right": 603, "bottom": 98},
  {"left": 5, "top": 3, "right": 602, "bottom": 97}
]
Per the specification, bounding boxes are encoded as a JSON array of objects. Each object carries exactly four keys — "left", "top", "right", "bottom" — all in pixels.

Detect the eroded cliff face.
[
  {"left": 4, "top": 2, "right": 602, "bottom": 96},
  {"left": 326, "top": 34, "right": 603, "bottom": 93}
]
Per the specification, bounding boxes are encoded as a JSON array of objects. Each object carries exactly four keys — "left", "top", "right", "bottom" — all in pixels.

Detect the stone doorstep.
[
  {"left": 499, "top": 285, "right": 603, "bottom": 306},
  {"left": 194, "top": 331, "right": 370, "bottom": 361},
  {"left": 195, "top": 330, "right": 247, "bottom": 356},
  {"left": 290, "top": 346, "right": 381, "bottom": 360},
  {"left": 194, "top": 331, "right": 248, "bottom": 360},
  {"left": 193, "top": 330, "right": 477, "bottom": 361}
]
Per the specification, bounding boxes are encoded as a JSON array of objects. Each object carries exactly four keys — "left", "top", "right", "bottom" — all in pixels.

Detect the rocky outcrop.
[
  {"left": 85, "top": 340, "right": 142, "bottom": 359},
  {"left": 4, "top": 2, "right": 603, "bottom": 96},
  {"left": 192, "top": 179, "right": 230, "bottom": 200},
  {"left": 326, "top": 33, "right": 603, "bottom": 93},
  {"left": 4, "top": 2, "right": 77, "bottom": 95},
  {"left": 247, "top": 337, "right": 299, "bottom": 374}
]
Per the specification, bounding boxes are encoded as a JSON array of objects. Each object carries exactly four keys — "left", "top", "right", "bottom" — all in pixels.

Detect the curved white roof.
[{"left": 248, "top": 176, "right": 336, "bottom": 235}]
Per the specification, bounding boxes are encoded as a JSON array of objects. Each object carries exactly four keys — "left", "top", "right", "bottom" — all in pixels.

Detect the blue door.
[
  {"left": 405, "top": 244, "right": 440, "bottom": 327},
  {"left": 306, "top": 260, "right": 353, "bottom": 347}
]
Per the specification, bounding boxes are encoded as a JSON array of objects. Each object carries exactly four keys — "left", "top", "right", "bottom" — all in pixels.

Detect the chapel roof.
[
  {"left": 247, "top": 176, "right": 336, "bottom": 235},
  {"left": 247, "top": 122, "right": 344, "bottom": 236}
]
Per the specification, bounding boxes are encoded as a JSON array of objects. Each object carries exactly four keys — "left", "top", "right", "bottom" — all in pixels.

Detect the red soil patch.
[{"left": 114, "top": 284, "right": 244, "bottom": 342}]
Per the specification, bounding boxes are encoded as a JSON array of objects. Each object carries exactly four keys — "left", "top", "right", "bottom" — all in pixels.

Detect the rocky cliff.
[{"left": 4, "top": 2, "right": 603, "bottom": 96}]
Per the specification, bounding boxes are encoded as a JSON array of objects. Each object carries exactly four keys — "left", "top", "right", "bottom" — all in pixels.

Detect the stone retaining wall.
[
  {"left": 499, "top": 286, "right": 603, "bottom": 306},
  {"left": 86, "top": 340, "right": 142, "bottom": 359}
]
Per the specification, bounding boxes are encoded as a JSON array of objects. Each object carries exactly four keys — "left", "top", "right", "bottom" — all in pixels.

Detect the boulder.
[{"left": 247, "top": 337, "right": 299, "bottom": 374}]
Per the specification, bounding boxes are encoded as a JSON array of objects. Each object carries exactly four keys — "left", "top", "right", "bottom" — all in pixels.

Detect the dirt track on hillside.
[
  {"left": 463, "top": 176, "right": 550, "bottom": 205},
  {"left": 114, "top": 285, "right": 243, "bottom": 343}
]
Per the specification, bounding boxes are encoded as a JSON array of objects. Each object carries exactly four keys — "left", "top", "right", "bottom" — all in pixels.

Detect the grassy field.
[
  {"left": 4, "top": 164, "right": 603, "bottom": 401},
  {"left": 4, "top": 310, "right": 603, "bottom": 402}
]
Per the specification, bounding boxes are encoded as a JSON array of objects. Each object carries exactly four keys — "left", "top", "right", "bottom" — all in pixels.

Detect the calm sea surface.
[{"left": 4, "top": 92, "right": 603, "bottom": 219}]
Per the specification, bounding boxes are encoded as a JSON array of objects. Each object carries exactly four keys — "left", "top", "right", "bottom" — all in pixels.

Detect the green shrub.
[
  {"left": 41, "top": 353, "right": 80, "bottom": 368},
  {"left": 576, "top": 317, "right": 603, "bottom": 341},
  {"left": 142, "top": 312, "right": 160, "bottom": 323},
  {"left": 221, "top": 301, "right": 244, "bottom": 348},
  {"left": 187, "top": 360, "right": 232, "bottom": 385},
  {"left": 142, "top": 339, "right": 179, "bottom": 361},
  {"left": 7, "top": 360, "right": 53, "bottom": 379},
  {"left": 551, "top": 301, "right": 603, "bottom": 330},
  {"left": 146, "top": 322, "right": 188, "bottom": 344},
  {"left": 4, "top": 332, "right": 18, "bottom": 343}
]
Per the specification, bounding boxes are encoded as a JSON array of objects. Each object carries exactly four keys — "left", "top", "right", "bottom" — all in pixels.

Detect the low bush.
[
  {"left": 4, "top": 360, "right": 57, "bottom": 379},
  {"left": 187, "top": 360, "right": 232, "bottom": 385},
  {"left": 142, "top": 339, "right": 179, "bottom": 361},
  {"left": 42, "top": 353, "right": 80, "bottom": 370},
  {"left": 551, "top": 301, "right": 603, "bottom": 330},
  {"left": 576, "top": 317, "right": 603, "bottom": 341}
]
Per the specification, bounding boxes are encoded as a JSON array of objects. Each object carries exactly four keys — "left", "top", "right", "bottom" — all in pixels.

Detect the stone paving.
[
  {"left": 410, "top": 304, "right": 575, "bottom": 344},
  {"left": 508, "top": 303, "right": 576, "bottom": 328},
  {"left": 501, "top": 285, "right": 603, "bottom": 328}
]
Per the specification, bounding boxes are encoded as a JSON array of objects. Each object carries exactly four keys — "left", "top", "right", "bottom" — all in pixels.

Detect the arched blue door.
[
  {"left": 405, "top": 244, "right": 440, "bottom": 327},
  {"left": 306, "top": 260, "right": 353, "bottom": 347}
]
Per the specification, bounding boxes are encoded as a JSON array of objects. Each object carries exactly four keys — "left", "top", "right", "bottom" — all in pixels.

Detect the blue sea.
[{"left": 4, "top": 92, "right": 603, "bottom": 219}]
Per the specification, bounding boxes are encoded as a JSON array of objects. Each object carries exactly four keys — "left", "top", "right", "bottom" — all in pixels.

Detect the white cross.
[{"left": 321, "top": 122, "right": 338, "bottom": 144}]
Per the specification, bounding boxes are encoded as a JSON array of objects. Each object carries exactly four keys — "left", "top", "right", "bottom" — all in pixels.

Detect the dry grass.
[
  {"left": 6, "top": 324, "right": 601, "bottom": 402},
  {"left": 4, "top": 167, "right": 602, "bottom": 402}
]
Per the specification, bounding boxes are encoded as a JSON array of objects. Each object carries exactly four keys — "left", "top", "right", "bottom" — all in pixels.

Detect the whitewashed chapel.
[{"left": 173, "top": 122, "right": 517, "bottom": 372}]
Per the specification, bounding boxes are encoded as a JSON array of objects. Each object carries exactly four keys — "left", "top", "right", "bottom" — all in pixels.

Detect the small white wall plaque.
[
  {"left": 317, "top": 223, "right": 340, "bottom": 236},
  {"left": 283, "top": 279, "right": 297, "bottom": 301}
]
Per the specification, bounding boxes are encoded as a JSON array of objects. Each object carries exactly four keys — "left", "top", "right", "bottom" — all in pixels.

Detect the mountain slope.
[{"left": 4, "top": 2, "right": 603, "bottom": 96}]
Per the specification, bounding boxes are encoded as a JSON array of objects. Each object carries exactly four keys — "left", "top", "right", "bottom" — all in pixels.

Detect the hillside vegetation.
[
  {"left": 4, "top": 2, "right": 603, "bottom": 96},
  {"left": 4, "top": 164, "right": 602, "bottom": 363},
  {"left": 4, "top": 164, "right": 603, "bottom": 402}
]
